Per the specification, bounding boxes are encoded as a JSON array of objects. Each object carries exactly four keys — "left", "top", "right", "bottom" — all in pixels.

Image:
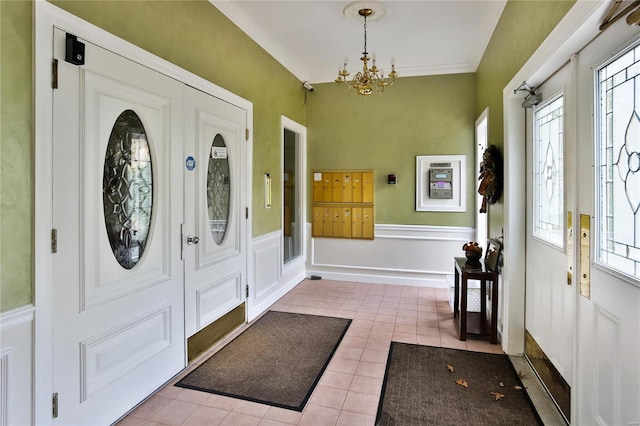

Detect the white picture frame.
[{"left": 416, "top": 154, "right": 467, "bottom": 212}]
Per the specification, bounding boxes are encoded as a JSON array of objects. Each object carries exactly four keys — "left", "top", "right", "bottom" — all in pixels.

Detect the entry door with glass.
[
  {"left": 51, "top": 28, "right": 185, "bottom": 424},
  {"left": 524, "top": 62, "right": 574, "bottom": 422},
  {"left": 183, "top": 86, "right": 248, "bottom": 339},
  {"left": 574, "top": 22, "right": 640, "bottom": 425}
]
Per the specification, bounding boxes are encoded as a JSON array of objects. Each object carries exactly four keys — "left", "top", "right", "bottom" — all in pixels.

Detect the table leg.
[
  {"left": 453, "top": 268, "right": 460, "bottom": 319},
  {"left": 480, "top": 278, "right": 487, "bottom": 335},
  {"left": 459, "top": 273, "right": 467, "bottom": 341},
  {"left": 490, "top": 275, "right": 498, "bottom": 344}
]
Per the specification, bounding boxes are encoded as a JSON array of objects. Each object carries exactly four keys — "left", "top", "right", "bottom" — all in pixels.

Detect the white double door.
[
  {"left": 525, "top": 20, "right": 640, "bottom": 424},
  {"left": 51, "top": 28, "right": 247, "bottom": 424}
]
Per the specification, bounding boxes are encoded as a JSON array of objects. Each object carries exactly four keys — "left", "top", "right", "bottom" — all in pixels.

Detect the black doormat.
[
  {"left": 376, "top": 343, "right": 542, "bottom": 426},
  {"left": 176, "top": 311, "right": 351, "bottom": 411}
]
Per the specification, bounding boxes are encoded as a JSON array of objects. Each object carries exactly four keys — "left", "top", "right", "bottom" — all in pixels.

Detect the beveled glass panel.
[
  {"left": 207, "top": 134, "right": 230, "bottom": 245},
  {"left": 103, "top": 110, "right": 153, "bottom": 269},
  {"left": 533, "top": 95, "right": 564, "bottom": 248},
  {"left": 596, "top": 42, "right": 640, "bottom": 280}
]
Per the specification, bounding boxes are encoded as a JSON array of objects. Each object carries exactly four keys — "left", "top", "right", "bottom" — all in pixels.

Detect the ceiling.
[{"left": 210, "top": 0, "right": 508, "bottom": 84}]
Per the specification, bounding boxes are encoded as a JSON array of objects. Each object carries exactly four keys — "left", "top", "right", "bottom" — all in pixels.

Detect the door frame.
[
  {"left": 281, "top": 116, "right": 307, "bottom": 270},
  {"left": 34, "top": 3, "right": 253, "bottom": 424},
  {"left": 500, "top": 0, "right": 609, "bottom": 356}
]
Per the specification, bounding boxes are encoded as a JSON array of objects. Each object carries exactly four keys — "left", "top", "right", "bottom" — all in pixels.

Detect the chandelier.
[{"left": 335, "top": 3, "right": 397, "bottom": 96}]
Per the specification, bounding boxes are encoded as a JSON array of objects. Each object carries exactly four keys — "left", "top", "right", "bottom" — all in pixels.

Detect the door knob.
[{"left": 187, "top": 235, "right": 199, "bottom": 245}]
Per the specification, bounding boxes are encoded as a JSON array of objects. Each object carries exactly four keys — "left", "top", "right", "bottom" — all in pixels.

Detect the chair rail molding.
[{"left": 308, "top": 223, "right": 475, "bottom": 287}]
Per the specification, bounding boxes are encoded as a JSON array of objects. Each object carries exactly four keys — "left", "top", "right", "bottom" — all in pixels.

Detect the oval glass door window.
[
  {"left": 103, "top": 110, "right": 153, "bottom": 269},
  {"left": 207, "top": 134, "right": 230, "bottom": 245}
]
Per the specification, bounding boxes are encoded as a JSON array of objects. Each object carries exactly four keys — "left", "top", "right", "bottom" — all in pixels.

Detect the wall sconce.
[{"left": 264, "top": 173, "right": 272, "bottom": 209}]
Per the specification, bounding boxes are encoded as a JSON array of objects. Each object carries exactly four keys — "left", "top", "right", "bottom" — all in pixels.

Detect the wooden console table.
[{"left": 453, "top": 257, "right": 499, "bottom": 344}]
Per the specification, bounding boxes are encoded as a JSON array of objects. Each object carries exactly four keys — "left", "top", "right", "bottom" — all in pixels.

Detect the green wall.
[
  {"left": 306, "top": 74, "right": 477, "bottom": 227},
  {"left": 50, "top": 0, "right": 306, "bottom": 238},
  {"left": 1, "top": 0, "right": 33, "bottom": 312},
  {"left": 0, "top": 0, "right": 575, "bottom": 312},
  {"left": 476, "top": 0, "right": 575, "bottom": 236},
  {"left": 0, "top": 0, "right": 304, "bottom": 312}
]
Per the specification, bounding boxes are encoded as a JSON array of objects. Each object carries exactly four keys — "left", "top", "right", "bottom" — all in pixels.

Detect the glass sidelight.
[{"left": 283, "top": 128, "right": 302, "bottom": 264}]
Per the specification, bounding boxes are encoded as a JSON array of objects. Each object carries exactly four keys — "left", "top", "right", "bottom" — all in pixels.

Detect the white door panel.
[
  {"left": 184, "top": 86, "right": 247, "bottom": 337},
  {"left": 52, "top": 28, "right": 185, "bottom": 424},
  {"left": 525, "top": 62, "right": 574, "bottom": 388},
  {"left": 575, "top": 21, "right": 640, "bottom": 425}
]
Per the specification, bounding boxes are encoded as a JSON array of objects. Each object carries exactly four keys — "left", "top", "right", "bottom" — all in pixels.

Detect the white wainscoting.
[
  {"left": 0, "top": 305, "right": 34, "bottom": 426},
  {"left": 248, "top": 231, "right": 305, "bottom": 321},
  {"left": 308, "top": 224, "right": 475, "bottom": 287}
]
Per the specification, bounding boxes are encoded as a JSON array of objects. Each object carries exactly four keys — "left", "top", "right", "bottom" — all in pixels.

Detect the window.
[
  {"left": 533, "top": 95, "right": 565, "bottom": 248},
  {"left": 596, "top": 42, "right": 640, "bottom": 281}
]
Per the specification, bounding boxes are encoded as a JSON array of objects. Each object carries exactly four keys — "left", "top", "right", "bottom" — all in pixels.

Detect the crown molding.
[{"left": 210, "top": 1, "right": 309, "bottom": 83}]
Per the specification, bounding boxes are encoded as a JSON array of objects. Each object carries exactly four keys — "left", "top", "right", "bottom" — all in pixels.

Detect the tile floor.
[{"left": 117, "top": 279, "right": 504, "bottom": 426}]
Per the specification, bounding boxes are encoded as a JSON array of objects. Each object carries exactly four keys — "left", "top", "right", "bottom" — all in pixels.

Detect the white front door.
[
  {"left": 51, "top": 28, "right": 185, "bottom": 424},
  {"left": 524, "top": 62, "right": 574, "bottom": 421},
  {"left": 183, "top": 86, "right": 247, "bottom": 338},
  {"left": 574, "top": 22, "right": 640, "bottom": 425}
]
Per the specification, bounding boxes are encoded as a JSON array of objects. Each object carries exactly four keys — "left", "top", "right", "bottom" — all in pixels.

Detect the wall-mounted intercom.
[{"left": 429, "top": 163, "right": 453, "bottom": 199}]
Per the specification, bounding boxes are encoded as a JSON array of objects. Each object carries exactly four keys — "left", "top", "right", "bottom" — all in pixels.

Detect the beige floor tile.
[
  {"left": 355, "top": 361, "right": 386, "bottom": 379},
  {"left": 233, "top": 400, "right": 270, "bottom": 417},
  {"left": 360, "top": 348, "right": 388, "bottom": 364},
  {"left": 328, "top": 356, "right": 359, "bottom": 374},
  {"left": 349, "top": 375, "right": 383, "bottom": 395},
  {"left": 342, "top": 391, "right": 379, "bottom": 415},
  {"left": 263, "top": 407, "right": 302, "bottom": 424},
  {"left": 319, "top": 370, "right": 354, "bottom": 390},
  {"left": 309, "top": 385, "right": 348, "bottom": 409},
  {"left": 183, "top": 405, "right": 230, "bottom": 425},
  {"left": 298, "top": 404, "right": 341, "bottom": 426},
  {"left": 150, "top": 399, "right": 200, "bottom": 425},
  {"left": 128, "top": 395, "right": 173, "bottom": 420},
  {"left": 334, "top": 345, "right": 363, "bottom": 360},
  {"left": 220, "top": 411, "right": 262, "bottom": 426},
  {"left": 336, "top": 410, "right": 377, "bottom": 426}
]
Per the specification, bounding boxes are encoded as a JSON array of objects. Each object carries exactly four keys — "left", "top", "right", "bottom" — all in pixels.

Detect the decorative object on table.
[
  {"left": 478, "top": 145, "right": 503, "bottom": 213},
  {"left": 462, "top": 241, "right": 483, "bottom": 265}
]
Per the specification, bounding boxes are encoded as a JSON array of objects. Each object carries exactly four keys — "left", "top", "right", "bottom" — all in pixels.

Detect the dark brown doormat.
[
  {"left": 376, "top": 343, "right": 542, "bottom": 426},
  {"left": 176, "top": 311, "right": 351, "bottom": 411}
]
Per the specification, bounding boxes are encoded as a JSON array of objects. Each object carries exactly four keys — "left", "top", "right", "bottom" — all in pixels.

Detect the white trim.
[
  {"left": 502, "top": 0, "right": 610, "bottom": 358},
  {"left": 475, "top": 108, "right": 489, "bottom": 249},
  {"left": 281, "top": 116, "right": 308, "bottom": 270},
  {"left": 0, "top": 348, "right": 8, "bottom": 426},
  {"left": 34, "top": 2, "right": 254, "bottom": 424},
  {"left": 211, "top": 1, "right": 308, "bottom": 83},
  {"left": 309, "top": 223, "right": 474, "bottom": 288},
  {"left": 0, "top": 305, "right": 34, "bottom": 426},
  {"left": 0, "top": 305, "right": 34, "bottom": 330}
]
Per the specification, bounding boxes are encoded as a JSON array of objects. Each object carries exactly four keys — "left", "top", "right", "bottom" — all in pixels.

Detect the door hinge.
[
  {"left": 52, "top": 59, "right": 58, "bottom": 89},
  {"left": 245, "top": 128, "right": 249, "bottom": 141},
  {"left": 246, "top": 285, "right": 249, "bottom": 298},
  {"left": 51, "top": 229, "right": 58, "bottom": 253},
  {"left": 52, "top": 392, "right": 58, "bottom": 419},
  {"left": 245, "top": 207, "right": 249, "bottom": 219}
]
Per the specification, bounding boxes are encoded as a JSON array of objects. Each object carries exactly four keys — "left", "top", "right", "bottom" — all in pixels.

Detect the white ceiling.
[{"left": 211, "top": 0, "right": 508, "bottom": 84}]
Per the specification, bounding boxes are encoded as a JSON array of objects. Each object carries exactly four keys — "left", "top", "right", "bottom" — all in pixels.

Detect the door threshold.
[{"left": 509, "top": 355, "right": 568, "bottom": 425}]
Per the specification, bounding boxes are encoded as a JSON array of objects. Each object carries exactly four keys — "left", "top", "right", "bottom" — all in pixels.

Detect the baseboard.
[{"left": 0, "top": 305, "right": 34, "bottom": 426}]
